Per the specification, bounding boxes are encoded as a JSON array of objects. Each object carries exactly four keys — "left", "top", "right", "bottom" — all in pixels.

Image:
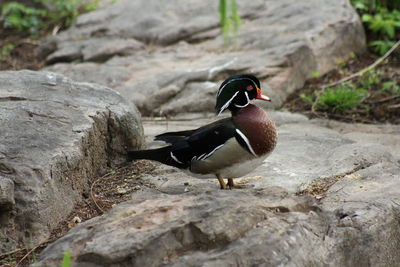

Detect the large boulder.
[
  {"left": 34, "top": 112, "right": 400, "bottom": 266},
  {"left": 41, "top": 0, "right": 366, "bottom": 115},
  {"left": 0, "top": 70, "right": 144, "bottom": 253}
]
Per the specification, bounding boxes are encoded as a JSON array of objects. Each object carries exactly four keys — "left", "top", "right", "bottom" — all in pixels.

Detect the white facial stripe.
[
  {"left": 170, "top": 152, "right": 183, "bottom": 164},
  {"left": 235, "top": 129, "right": 257, "bottom": 156},
  {"left": 217, "top": 77, "right": 259, "bottom": 97},
  {"left": 234, "top": 91, "right": 250, "bottom": 108},
  {"left": 218, "top": 91, "right": 239, "bottom": 115}
]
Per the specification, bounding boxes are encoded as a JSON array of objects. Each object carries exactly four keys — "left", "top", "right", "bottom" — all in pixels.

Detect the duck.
[{"left": 128, "top": 74, "right": 277, "bottom": 189}]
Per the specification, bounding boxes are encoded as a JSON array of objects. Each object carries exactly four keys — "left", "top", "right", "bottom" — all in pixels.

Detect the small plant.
[
  {"left": 61, "top": 250, "right": 71, "bottom": 267},
  {"left": 219, "top": 0, "right": 241, "bottom": 46},
  {"left": 310, "top": 71, "right": 321, "bottom": 78},
  {"left": 337, "top": 61, "right": 349, "bottom": 76},
  {"left": 369, "top": 39, "right": 395, "bottom": 55},
  {"left": 351, "top": 0, "right": 400, "bottom": 55},
  {"left": 41, "top": 0, "right": 81, "bottom": 29},
  {"left": 299, "top": 93, "right": 314, "bottom": 105},
  {"left": 359, "top": 69, "right": 382, "bottom": 88},
  {"left": 315, "top": 85, "right": 368, "bottom": 112},
  {"left": 0, "top": 0, "right": 100, "bottom": 35},
  {"left": 382, "top": 81, "right": 400, "bottom": 93},
  {"left": 1, "top": 2, "right": 46, "bottom": 33},
  {"left": 84, "top": 0, "right": 99, "bottom": 12},
  {"left": 362, "top": 11, "right": 399, "bottom": 38},
  {"left": 0, "top": 43, "right": 14, "bottom": 58}
]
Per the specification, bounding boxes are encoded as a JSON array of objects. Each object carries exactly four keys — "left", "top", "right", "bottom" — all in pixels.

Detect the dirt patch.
[
  {"left": 0, "top": 29, "right": 45, "bottom": 71},
  {"left": 296, "top": 176, "right": 342, "bottom": 200},
  {"left": 51, "top": 160, "right": 158, "bottom": 238},
  {"left": 0, "top": 160, "right": 159, "bottom": 267}
]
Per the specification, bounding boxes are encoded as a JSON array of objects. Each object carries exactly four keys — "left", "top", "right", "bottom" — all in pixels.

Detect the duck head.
[{"left": 215, "top": 74, "right": 270, "bottom": 115}]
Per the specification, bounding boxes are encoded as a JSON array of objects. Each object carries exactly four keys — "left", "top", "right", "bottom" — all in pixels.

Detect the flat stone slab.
[
  {"left": 35, "top": 111, "right": 400, "bottom": 266},
  {"left": 42, "top": 0, "right": 365, "bottom": 115},
  {"left": 0, "top": 70, "right": 144, "bottom": 253},
  {"left": 140, "top": 112, "right": 399, "bottom": 193}
]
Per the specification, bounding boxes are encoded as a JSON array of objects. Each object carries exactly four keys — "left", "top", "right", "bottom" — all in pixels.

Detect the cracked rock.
[
  {"left": 34, "top": 189, "right": 319, "bottom": 267},
  {"left": 0, "top": 70, "right": 144, "bottom": 253}
]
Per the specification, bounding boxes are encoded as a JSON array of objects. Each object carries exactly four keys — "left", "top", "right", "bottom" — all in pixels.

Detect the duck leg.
[
  {"left": 216, "top": 174, "right": 227, "bottom": 189},
  {"left": 227, "top": 178, "right": 245, "bottom": 189}
]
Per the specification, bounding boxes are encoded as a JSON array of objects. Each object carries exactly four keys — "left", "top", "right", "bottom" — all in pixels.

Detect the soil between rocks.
[
  {"left": 0, "top": 29, "right": 45, "bottom": 71},
  {"left": 284, "top": 52, "right": 400, "bottom": 124},
  {"left": 0, "top": 160, "right": 159, "bottom": 267}
]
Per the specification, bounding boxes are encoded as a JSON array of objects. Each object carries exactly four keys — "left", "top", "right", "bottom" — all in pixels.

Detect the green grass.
[{"left": 315, "top": 86, "right": 368, "bottom": 113}]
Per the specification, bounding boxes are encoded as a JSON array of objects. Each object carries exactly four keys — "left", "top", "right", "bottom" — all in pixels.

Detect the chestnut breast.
[{"left": 232, "top": 104, "right": 277, "bottom": 156}]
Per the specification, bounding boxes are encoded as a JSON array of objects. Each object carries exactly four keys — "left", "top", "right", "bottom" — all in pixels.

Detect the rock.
[
  {"left": 0, "top": 177, "right": 14, "bottom": 211},
  {"left": 34, "top": 112, "right": 400, "bottom": 266},
  {"left": 47, "top": 37, "right": 145, "bottom": 64},
  {"left": 0, "top": 70, "right": 144, "bottom": 253},
  {"left": 42, "top": 0, "right": 366, "bottom": 115},
  {"left": 34, "top": 188, "right": 320, "bottom": 267},
  {"left": 315, "top": 119, "right": 400, "bottom": 159}
]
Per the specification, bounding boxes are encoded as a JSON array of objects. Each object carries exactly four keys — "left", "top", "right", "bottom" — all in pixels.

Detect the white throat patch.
[{"left": 234, "top": 91, "right": 250, "bottom": 108}]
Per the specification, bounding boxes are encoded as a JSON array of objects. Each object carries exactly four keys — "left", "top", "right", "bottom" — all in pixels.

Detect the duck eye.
[{"left": 246, "top": 85, "right": 254, "bottom": 91}]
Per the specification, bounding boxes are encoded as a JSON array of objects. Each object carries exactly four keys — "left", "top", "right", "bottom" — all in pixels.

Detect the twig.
[
  {"left": 90, "top": 177, "right": 105, "bottom": 213},
  {"left": 89, "top": 165, "right": 131, "bottom": 213},
  {"left": 0, "top": 248, "right": 26, "bottom": 258},
  {"left": 311, "top": 94, "right": 320, "bottom": 114},
  {"left": 15, "top": 245, "right": 39, "bottom": 267},
  {"left": 365, "top": 94, "right": 400, "bottom": 104},
  {"left": 388, "top": 103, "right": 400, "bottom": 109},
  {"left": 89, "top": 172, "right": 115, "bottom": 213},
  {"left": 7, "top": 237, "right": 59, "bottom": 266},
  {"left": 322, "top": 39, "right": 400, "bottom": 89}
]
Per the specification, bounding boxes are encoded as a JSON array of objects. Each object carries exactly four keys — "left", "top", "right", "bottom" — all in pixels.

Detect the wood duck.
[{"left": 128, "top": 74, "right": 277, "bottom": 189}]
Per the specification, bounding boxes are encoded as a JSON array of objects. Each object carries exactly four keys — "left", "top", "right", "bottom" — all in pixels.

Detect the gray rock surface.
[
  {"left": 27, "top": 0, "right": 400, "bottom": 265},
  {"left": 35, "top": 111, "right": 400, "bottom": 267},
  {"left": 0, "top": 177, "right": 14, "bottom": 211},
  {"left": 42, "top": 0, "right": 366, "bottom": 115},
  {"left": 0, "top": 70, "right": 144, "bottom": 253}
]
